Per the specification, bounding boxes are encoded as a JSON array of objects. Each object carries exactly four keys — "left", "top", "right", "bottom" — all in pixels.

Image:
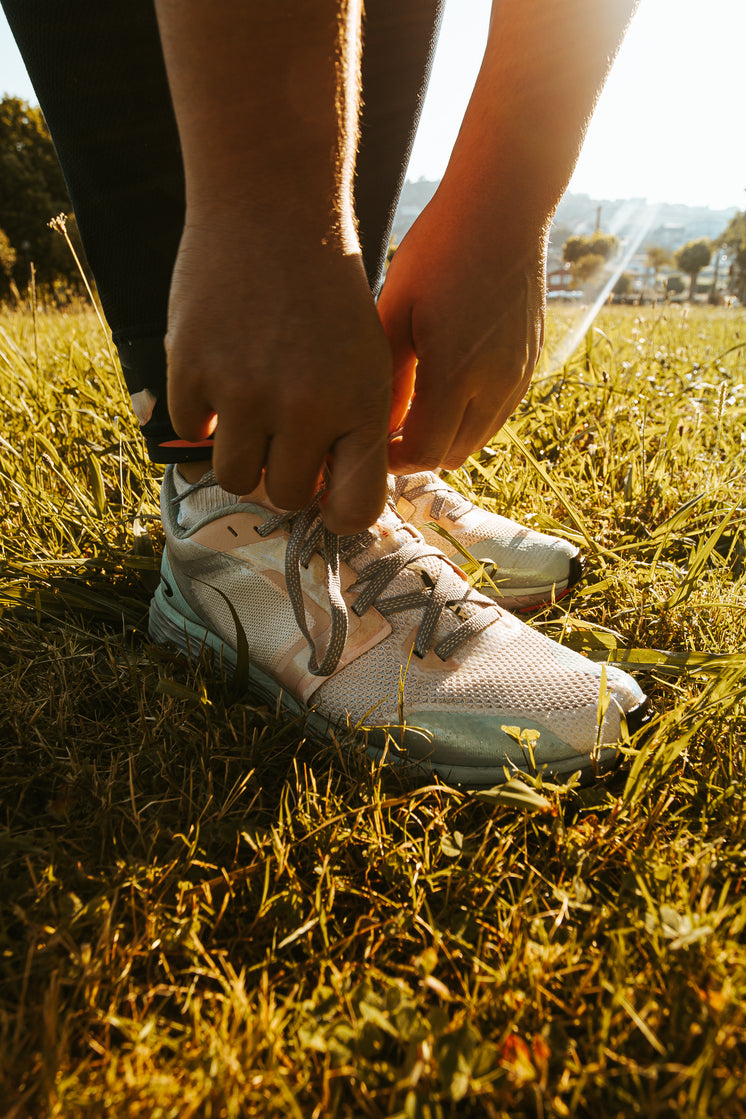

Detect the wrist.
[
  {"left": 183, "top": 182, "right": 359, "bottom": 257},
  {"left": 421, "top": 173, "right": 550, "bottom": 281},
  {"left": 439, "top": 0, "right": 639, "bottom": 233}
]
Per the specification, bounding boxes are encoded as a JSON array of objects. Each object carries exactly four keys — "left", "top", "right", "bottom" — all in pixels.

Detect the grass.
[{"left": 1, "top": 299, "right": 745, "bottom": 1117}]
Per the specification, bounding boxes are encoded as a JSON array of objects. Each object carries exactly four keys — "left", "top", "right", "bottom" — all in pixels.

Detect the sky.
[
  {"left": 407, "top": 0, "right": 745, "bottom": 211},
  {"left": 1, "top": 0, "right": 744, "bottom": 212}
]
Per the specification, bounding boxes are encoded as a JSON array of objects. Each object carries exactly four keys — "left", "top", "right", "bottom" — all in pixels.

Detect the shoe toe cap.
[{"left": 453, "top": 528, "right": 579, "bottom": 588}]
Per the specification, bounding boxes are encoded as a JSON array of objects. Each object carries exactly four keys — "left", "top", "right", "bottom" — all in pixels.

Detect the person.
[{"left": 3, "top": 0, "right": 649, "bottom": 785}]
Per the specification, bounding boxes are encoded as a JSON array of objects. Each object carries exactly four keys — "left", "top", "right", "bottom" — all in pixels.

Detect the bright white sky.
[
  {"left": 1, "top": 0, "right": 744, "bottom": 211},
  {"left": 408, "top": 0, "right": 746, "bottom": 210}
]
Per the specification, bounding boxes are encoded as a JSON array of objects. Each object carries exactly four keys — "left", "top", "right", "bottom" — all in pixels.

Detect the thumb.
[
  {"left": 377, "top": 287, "right": 417, "bottom": 434},
  {"left": 168, "top": 377, "right": 218, "bottom": 443}
]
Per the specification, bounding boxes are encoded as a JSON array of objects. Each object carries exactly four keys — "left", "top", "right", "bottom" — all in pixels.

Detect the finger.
[
  {"left": 500, "top": 364, "right": 534, "bottom": 423},
  {"left": 441, "top": 374, "right": 533, "bottom": 469},
  {"left": 323, "top": 425, "right": 389, "bottom": 536},
  {"left": 439, "top": 397, "right": 504, "bottom": 470},
  {"left": 263, "top": 431, "right": 329, "bottom": 512},
  {"left": 167, "top": 372, "right": 218, "bottom": 443},
  {"left": 387, "top": 368, "right": 465, "bottom": 475},
  {"left": 377, "top": 285, "right": 417, "bottom": 434},
  {"left": 389, "top": 351, "right": 417, "bottom": 435},
  {"left": 210, "top": 416, "right": 269, "bottom": 497},
  {"left": 440, "top": 369, "right": 532, "bottom": 469}
]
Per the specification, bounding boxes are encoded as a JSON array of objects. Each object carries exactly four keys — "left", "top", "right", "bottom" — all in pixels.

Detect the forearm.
[
  {"left": 153, "top": 0, "right": 361, "bottom": 248},
  {"left": 439, "top": 0, "right": 638, "bottom": 233}
]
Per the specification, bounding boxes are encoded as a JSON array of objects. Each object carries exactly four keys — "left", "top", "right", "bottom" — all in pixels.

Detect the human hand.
[
  {"left": 375, "top": 0, "right": 641, "bottom": 474},
  {"left": 165, "top": 220, "right": 392, "bottom": 535},
  {"left": 377, "top": 191, "right": 546, "bottom": 474}
]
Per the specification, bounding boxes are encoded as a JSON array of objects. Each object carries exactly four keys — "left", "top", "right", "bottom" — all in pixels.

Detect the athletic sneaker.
[
  {"left": 149, "top": 466, "right": 650, "bottom": 786},
  {"left": 392, "top": 471, "right": 582, "bottom": 611}
]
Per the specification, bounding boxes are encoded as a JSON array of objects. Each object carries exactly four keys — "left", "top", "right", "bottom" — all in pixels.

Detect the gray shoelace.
[
  {"left": 172, "top": 472, "right": 499, "bottom": 678},
  {"left": 393, "top": 473, "right": 473, "bottom": 522},
  {"left": 256, "top": 497, "right": 499, "bottom": 677},
  {"left": 170, "top": 468, "right": 221, "bottom": 505}
]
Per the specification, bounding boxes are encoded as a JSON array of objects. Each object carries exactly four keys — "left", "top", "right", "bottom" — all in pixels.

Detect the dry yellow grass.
[{"left": 1, "top": 301, "right": 745, "bottom": 1117}]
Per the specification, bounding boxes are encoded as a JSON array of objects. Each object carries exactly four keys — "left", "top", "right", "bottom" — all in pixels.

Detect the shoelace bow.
[
  {"left": 393, "top": 473, "right": 473, "bottom": 522},
  {"left": 173, "top": 472, "right": 499, "bottom": 678}
]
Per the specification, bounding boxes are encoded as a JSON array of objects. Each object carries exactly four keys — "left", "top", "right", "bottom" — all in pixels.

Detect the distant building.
[
  {"left": 547, "top": 265, "right": 573, "bottom": 293},
  {"left": 649, "top": 223, "right": 686, "bottom": 251},
  {"left": 391, "top": 184, "right": 739, "bottom": 281}
]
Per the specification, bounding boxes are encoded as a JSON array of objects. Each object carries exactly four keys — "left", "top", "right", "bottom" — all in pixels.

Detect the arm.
[
  {"left": 154, "top": 0, "right": 391, "bottom": 533},
  {"left": 379, "top": 0, "right": 639, "bottom": 473}
]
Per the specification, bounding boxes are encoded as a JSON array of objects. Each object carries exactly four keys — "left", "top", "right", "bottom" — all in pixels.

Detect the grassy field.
[{"left": 1, "top": 300, "right": 745, "bottom": 1117}]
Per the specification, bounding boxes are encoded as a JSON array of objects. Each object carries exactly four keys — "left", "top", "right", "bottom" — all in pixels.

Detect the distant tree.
[
  {"left": 664, "top": 274, "right": 686, "bottom": 297},
  {"left": 612, "top": 272, "right": 632, "bottom": 298},
  {"left": 646, "top": 245, "right": 670, "bottom": 272},
  {"left": 641, "top": 246, "right": 671, "bottom": 301},
  {"left": 562, "top": 231, "right": 620, "bottom": 292},
  {"left": 586, "top": 232, "right": 619, "bottom": 262},
  {"left": 571, "top": 252, "right": 606, "bottom": 290},
  {"left": 0, "top": 227, "right": 15, "bottom": 280},
  {"left": 674, "top": 238, "right": 711, "bottom": 301},
  {"left": 717, "top": 210, "right": 746, "bottom": 301},
  {"left": 563, "top": 231, "right": 619, "bottom": 265},
  {"left": 0, "top": 97, "right": 77, "bottom": 294},
  {"left": 562, "top": 235, "right": 588, "bottom": 264}
]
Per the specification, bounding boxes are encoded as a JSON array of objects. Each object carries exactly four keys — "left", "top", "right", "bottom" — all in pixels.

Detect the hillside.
[{"left": 392, "top": 179, "right": 737, "bottom": 258}]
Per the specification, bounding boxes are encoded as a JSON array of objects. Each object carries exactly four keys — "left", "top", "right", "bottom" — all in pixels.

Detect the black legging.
[{"left": 2, "top": 0, "right": 443, "bottom": 462}]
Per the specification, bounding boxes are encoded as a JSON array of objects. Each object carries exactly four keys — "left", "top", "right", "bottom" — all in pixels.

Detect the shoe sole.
[
  {"left": 364, "top": 689, "right": 651, "bottom": 788},
  {"left": 149, "top": 551, "right": 649, "bottom": 788}
]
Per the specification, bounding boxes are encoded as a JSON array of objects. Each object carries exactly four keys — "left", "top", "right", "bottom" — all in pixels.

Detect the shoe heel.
[
  {"left": 148, "top": 551, "right": 237, "bottom": 670},
  {"left": 148, "top": 550, "right": 317, "bottom": 727}
]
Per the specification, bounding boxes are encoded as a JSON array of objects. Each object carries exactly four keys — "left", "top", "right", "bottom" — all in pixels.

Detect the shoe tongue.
[
  {"left": 338, "top": 499, "right": 502, "bottom": 653},
  {"left": 344, "top": 502, "right": 469, "bottom": 600},
  {"left": 403, "top": 470, "right": 438, "bottom": 490},
  {"left": 343, "top": 502, "right": 422, "bottom": 575}
]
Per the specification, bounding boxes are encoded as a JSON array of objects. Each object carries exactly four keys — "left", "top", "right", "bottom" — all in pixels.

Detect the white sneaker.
[
  {"left": 392, "top": 471, "right": 582, "bottom": 611},
  {"left": 149, "top": 467, "right": 650, "bottom": 786}
]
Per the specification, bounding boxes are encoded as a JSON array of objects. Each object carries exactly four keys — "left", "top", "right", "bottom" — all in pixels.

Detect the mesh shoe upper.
[{"left": 152, "top": 467, "right": 648, "bottom": 782}]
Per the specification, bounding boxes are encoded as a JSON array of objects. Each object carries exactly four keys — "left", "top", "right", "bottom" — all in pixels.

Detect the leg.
[
  {"left": 356, "top": 0, "right": 444, "bottom": 294},
  {"left": 0, "top": 0, "right": 197, "bottom": 461}
]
